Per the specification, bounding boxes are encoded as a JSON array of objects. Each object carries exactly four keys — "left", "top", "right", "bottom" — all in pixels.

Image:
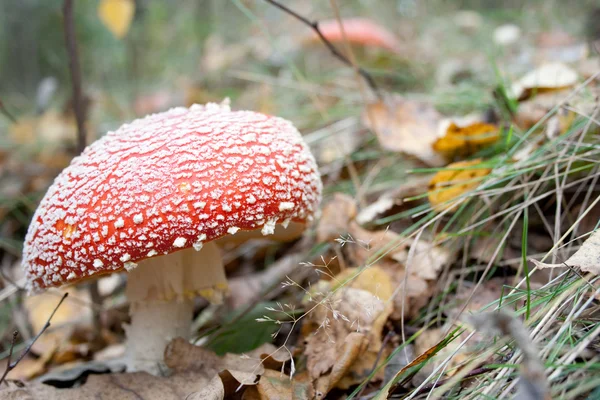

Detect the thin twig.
[
  {"left": 63, "top": 0, "right": 107, "bottom": 341},
  {"left": 63, "top": 0, "right": 87, "bottom": 154},
  {"left": 0, "top": 332, "right": 19, "bottom": 385},
  {"left": 263, "top": 0, "right": 382, "bottom": 99},
  {"left": 0, "top": 99, "right": 17, "bottom": 123},
  {"left": 0, "top": 293, "right": 69, "bottom": 385}
]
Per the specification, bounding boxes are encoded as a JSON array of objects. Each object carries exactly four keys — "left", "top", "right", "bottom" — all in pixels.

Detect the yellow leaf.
[
  {"left": 428, "top": 159, "right": 491, "bottom": 212},
  {"left": 433, "top": 122, "right": 499, "bottom": 158},
  {"left": 98, "top": 0, "right": 135, "bottom": 39}
]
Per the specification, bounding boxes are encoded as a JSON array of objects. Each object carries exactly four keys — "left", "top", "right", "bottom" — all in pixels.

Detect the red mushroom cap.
[
  {"left": 23, "top": 102, "right": 322, "bottom": 292},
  {"left": 307, "top": 18, "right": 401, "bottom": 53}
]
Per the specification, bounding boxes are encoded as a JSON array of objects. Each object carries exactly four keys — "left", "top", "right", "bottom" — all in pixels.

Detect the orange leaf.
[
  {"left": 433, "top": 122, "right": 499, "bottom": 158},
  {"left": 428, "top": 159, "right": 491, "bottom": 212}
]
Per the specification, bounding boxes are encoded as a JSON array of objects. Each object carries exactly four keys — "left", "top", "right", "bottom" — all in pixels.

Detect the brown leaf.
[
  {"left": 316, "top": 193, "right": 357, "bottom": 243},
  {"left": 4, "top": 350, "right": 54, "bottom": 381},
  {"left": 24, "top": 289, "right": 92, "bottom": 362},
  {"left": 0, "top": 372, "right": 202, "bottom": 400},
  {"left": 355, "top": 176, "right": 431, "bottom": 226},
  {"left": 514, "top": 90, "right": 577, "bottom": 131},
  {"left": 10, "top": 110, "right": 91, "bottom": 148},
  {"left": 345, "top": 223, "right": 445, "bottom": 319},
  {"left": 187, "top": 374, "right": 224, "bottom": 400},
  {"left": 244, "top": 370, "right": 311, "bottom": 400},
  {"left": 531, "top": 230, "right": 600, "bottom": 275},
  {"left": 165, "top": 337, "right": 264, "bottom": 386},
  {"left": 390, "top": 240, "right": 451, "bottom": 281},
  {"left": 314, "top": 332, "right": 369, "bottom": 394},
  {"left": 303, "top": 266, "right": 394, "bottom": 396},
  {"left": 0, "top": 339, "right": 276, "bottom": 400},
  {"left": 363, "top": 96, "right": 445, "bottom": 166}
]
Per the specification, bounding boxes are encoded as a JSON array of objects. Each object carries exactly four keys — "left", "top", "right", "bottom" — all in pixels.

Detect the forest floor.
[{"left": 0, "top": 1, "right": 599, "bottom": 399}]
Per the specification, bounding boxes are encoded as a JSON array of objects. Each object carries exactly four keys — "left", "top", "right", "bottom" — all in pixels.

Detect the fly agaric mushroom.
[
  {"left": 305, "top": 18, "right": 401, "bottom": 54},
  {"left": 22, "top": 101, "right": 322, "bottom": 373}
]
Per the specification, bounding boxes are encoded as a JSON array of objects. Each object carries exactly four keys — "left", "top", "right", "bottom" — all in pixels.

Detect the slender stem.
[{"left": 63, "top": 0, "right": 87, "bottom": 154}]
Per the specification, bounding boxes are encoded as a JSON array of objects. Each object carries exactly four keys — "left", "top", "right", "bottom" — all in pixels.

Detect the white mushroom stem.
[{"left": 124, "top": 241, "right": 227, "bottom": 374}]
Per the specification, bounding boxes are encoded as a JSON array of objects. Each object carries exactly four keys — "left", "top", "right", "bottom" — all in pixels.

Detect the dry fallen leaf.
[
  {"left": 5, "top": 347, "right": 55, "bottom": 381},
  {"left": 24, "top": 289, "right": 92, "bottom": 360},
  {"left": 243, "top": 369, "right": 311, "bottom": 400},
  {"left": 428, "top": 159, "right": 491, "bottom": 212},
  {"left": 433, "top": 121, "right": 499, "bottom": 158},
  {"left": 345, "top": 222, "right": 446, "bottom": 319},
  {"left": 98, "top": 0, "right": 135, "bottom": 39},
  {"left": 0, "top": 338, "right": 282, "bottom": 400},
  {"left": 316, "top": 193, "right": 357, "bottom": 243},
  {"left": 531, "top": 230, "right": 600, "bottom": 275},
  {"left": 363, "top": 96, "right": 446, "bottom": 166},
  {"left": 302, "top": 265, "right": 393, "bottom": 396},
  {"left": 514, "top": 90, "right": 575, "bottom": 130},
  {"left": 355, "top": 175, "right": 431, "bottom": 226},
  {"left": 0, "top": 372, "right": 197, "bottom": 400},
  {"left": 510, "top": 62, "right": 579, "bottom": 101},
  {"left": 391, "top": 239, "right": 452, "bottom": 281}
]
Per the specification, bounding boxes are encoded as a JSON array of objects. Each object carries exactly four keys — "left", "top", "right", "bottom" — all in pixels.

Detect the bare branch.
[
  {"left": 63, "top": 0, "right": 87, "bottom": 154},
  {"left": 263, "top": 0, "right": 382, "bottom": 99},
  {"left": 0, "top": 293, "right": 69, "bottom": 385}
]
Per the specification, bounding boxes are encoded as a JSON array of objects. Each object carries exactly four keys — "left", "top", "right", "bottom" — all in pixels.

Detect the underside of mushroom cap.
[{"left": 22, "top": 101, "right": 322, "bottom": 292}]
